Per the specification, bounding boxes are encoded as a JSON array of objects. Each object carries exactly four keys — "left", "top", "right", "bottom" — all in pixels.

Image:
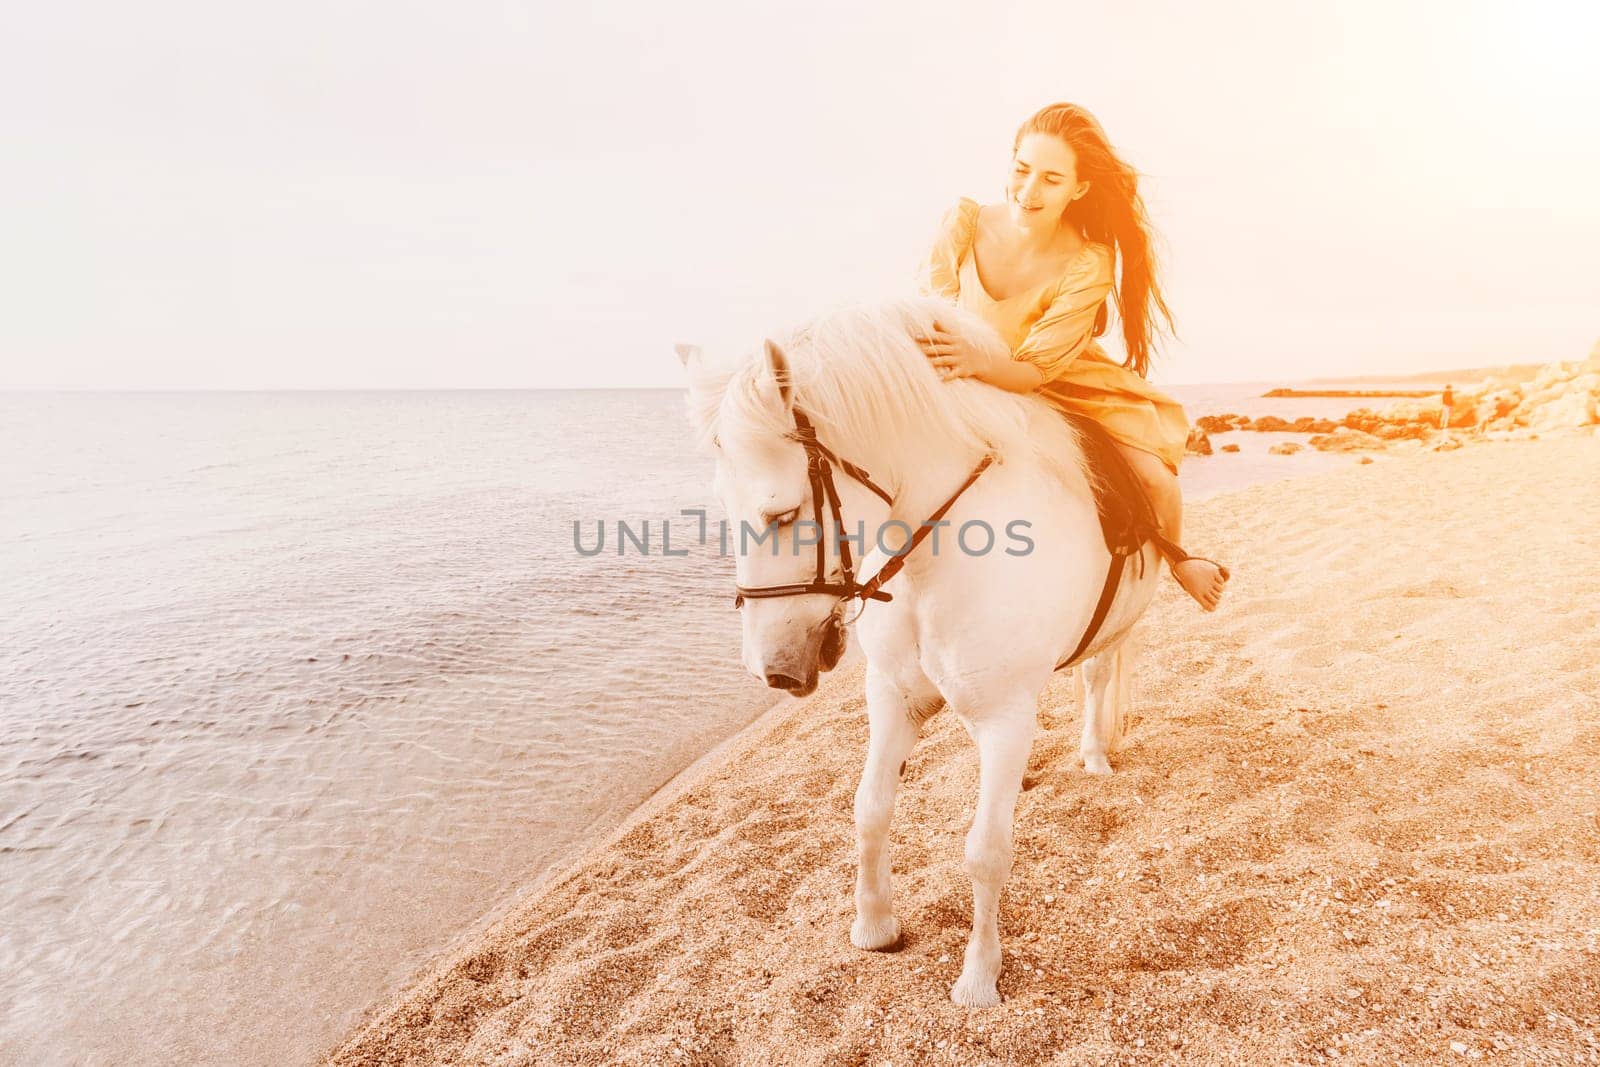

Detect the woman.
[{"left": 915, "top": 101, "right": 1229, "bottom": 611}]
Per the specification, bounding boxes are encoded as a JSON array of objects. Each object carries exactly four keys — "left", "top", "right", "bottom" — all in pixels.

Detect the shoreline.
[
  {"left": 327, "top": 429, "right": 1600, "bottom": 1065},
  {"left": 317, "top": 438, "right": 1370, "bottom": 1043},
  {"left": 315, "top": 435, "right": 1365, "bottom": 1053}
]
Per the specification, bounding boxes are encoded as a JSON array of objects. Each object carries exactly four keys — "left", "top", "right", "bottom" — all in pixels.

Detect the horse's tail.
[
  {"left": 1106, "top": 638, "right": 1135, "bottom": 751},
  {"left": 1075, "top": 635, "right": 1136, "bottom": 753}
]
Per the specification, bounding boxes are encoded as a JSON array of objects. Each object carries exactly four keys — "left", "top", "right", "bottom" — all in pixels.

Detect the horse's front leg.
[
  {"left": 952, "top": 708, "right": 1035, "bottom": 1007},
  {"left": 850, "top": 665, "right": 925, "bottom": 951}
]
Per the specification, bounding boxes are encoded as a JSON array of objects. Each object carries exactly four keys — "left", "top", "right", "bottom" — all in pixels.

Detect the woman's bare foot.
[{"left": 1172, "top": 557, "right": 1228, "bottom": 611}]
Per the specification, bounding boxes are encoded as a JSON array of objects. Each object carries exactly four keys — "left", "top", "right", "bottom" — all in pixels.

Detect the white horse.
[{"left": 677, "top": 295, "right": 1161, "bottom": 1007}]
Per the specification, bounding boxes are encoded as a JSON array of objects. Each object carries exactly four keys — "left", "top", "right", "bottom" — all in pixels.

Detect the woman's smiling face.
[{"left": 1007, "top": 132, "right": 1089, "bottom": 231}]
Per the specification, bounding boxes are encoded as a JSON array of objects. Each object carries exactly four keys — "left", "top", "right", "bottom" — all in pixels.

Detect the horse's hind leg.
[
  {"left": 952, "top": 705, "right": 1035, "bottom": 1007},
  {"left": 1079, "top": 642, "right": 1128, "bottom": 776},
  {"left": 850, "top": 664, "right": 929, "bottom": 951}
]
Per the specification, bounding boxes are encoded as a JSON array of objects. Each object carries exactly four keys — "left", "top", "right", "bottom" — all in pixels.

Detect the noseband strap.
[{"left": 732, "top": 406, "right": 994, "bottom": 610}]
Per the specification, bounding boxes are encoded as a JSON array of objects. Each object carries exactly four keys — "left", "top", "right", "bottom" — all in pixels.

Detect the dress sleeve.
[
  {"left": 916, "top": 198, "right": 977, "bottom": 301},
  {"left": 1011, "top": 246, "right": 1115, "bottom": 385}
]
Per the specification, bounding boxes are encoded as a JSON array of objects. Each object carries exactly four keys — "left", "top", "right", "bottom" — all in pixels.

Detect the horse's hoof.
[
  {"left": 950, "top": 973, "right": 1001, "bottom": 1008},
  {"left": 850, "top": 915, "right": 901, "bottom": 951},
  {"left": 1082, "top": 752, "right": 1112, "bottom": 776}
]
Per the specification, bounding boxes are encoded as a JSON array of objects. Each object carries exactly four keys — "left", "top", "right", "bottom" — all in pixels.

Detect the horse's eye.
[{"left": 765, "top": 506, "right": 802, "bottom": 528}]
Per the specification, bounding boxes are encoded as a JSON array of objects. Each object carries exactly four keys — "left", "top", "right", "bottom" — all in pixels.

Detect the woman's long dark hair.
[{"left": 1014, "top": 103, "right": 1176, "bottom": 378}]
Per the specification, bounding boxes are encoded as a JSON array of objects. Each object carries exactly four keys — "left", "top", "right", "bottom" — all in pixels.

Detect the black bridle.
[
  {"left": 727, "top": 405, "right": 1141, "bottom": 673},
  {"left": 731, "top": 407, "right": 995, "bottom": 611}
]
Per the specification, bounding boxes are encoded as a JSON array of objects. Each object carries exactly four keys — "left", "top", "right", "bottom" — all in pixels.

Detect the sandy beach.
[{"left": 327, "top": 430, "right": 1600, "bottom": 1066}]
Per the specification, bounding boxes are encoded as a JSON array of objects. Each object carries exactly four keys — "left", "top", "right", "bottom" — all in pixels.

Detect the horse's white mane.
[{"left": 684, "top": 296, "right": 1093, "bottom": 499}]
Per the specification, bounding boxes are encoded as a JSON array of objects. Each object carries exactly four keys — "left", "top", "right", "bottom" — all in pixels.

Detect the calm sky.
[{"left": 3, "top": 0, "right": 1596, "bottom": 389}]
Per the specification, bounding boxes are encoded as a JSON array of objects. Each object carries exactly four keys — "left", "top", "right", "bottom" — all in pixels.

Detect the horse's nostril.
[{"left": 765, "top": 672, "right": 803, "bottom": 691}]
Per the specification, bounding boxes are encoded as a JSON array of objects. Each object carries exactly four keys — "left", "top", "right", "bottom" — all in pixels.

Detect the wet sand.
[{"left": 327, "top": 430, "right": 1600, "bottom": 1066}]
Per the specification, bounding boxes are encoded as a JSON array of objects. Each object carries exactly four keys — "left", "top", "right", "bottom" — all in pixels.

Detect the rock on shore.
[{"left": 1202, "top": 346, "right": 1600, "bottom": 455}]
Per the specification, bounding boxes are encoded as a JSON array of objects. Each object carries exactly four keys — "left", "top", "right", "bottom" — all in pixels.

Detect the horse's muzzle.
[{"left": 763, "top": 611, "right": 848, "bottom": 697}]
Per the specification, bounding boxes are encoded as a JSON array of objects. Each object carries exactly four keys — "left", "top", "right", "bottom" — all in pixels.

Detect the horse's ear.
[
  {"left": 674, "top": 342, "right": 702, "bottom": 369},
  {"left": 761, "top": 338, "right": 795, "bottom": 411}
]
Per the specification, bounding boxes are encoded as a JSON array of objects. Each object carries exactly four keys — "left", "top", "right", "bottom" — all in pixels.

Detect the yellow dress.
[{"left": 919, "top": 196, "right": 1190, "bottom": 475}]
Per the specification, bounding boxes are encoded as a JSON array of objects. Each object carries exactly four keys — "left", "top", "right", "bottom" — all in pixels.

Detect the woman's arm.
[
  {"left": 922, "top": 316, "right": 1035, "bottom": 387},
  {"left": 916, "top": 201, "right": 972, "bottom": 301},
  {"left": 977, "top": 358, "right": 1044, "bottom": 393},
  {"left": 923, "top": 248, "right": 1115, "bottom": 390},
  {"left": 1009, "top": 251, "right": 1115, "bottom": 386}
]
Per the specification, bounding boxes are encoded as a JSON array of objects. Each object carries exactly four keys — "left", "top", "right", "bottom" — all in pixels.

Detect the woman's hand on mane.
[
  {"left": 916, "top": 318, "right": 1003, "bottom": 382},
  {"left": 916, "top": 317, "right": 1042, "bottom": 394}
]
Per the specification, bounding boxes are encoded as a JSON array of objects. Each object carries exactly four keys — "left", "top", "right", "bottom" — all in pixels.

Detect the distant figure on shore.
[
  {"left": 1440, "top": 384, "right": 1455, "bottom": 430},
  {"left": 915, "top": 102, "right": 1229, "bottom": 611}
]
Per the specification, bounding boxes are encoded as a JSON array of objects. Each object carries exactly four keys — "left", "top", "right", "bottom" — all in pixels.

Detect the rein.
[{"left": 732, "top": 407, "right": 994, "bottom": 610}]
